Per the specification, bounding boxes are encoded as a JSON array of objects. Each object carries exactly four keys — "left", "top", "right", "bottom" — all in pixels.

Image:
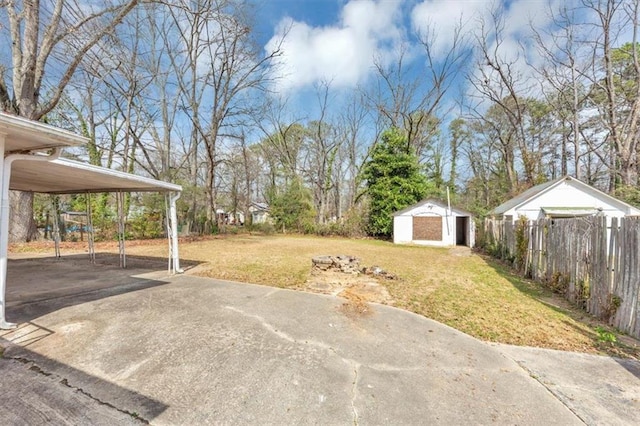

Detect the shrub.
[
  {"left": 128, "top": 211, "right": 164, "bottom": 239},
  {"left": 514, "top": 216, "right": 530, "bottom": 272},
  {"left": 247, "top": 222, "right": 276, "bottom": 235}
]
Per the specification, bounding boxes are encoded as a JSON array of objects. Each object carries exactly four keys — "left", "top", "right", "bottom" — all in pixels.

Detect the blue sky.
[
  {"left": 257, "top": 0, "right": 344, "bottom": 27},
  {"left": 248, "top": 0, "right": 640, "bottom": 134},
  {"left": 256, "top": 1, "right": 528, "bottom": 85},
  {"left": 249, "top": 0, "right": 572, "bottom": 120}
]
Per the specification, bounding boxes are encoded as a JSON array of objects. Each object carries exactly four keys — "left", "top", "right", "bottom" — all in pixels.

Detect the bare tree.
[
  {"left": 254, "top": 94, "right": 305, "bottom": 182},
  {"left": 583, "top": 0, "right": 640, "bottom": 189},
  {"left": 531, "top": 4, "right": 594, "bottom": 179},
  {"left": 162, "top": 0, "right": 283, "bottom": 232},
  {"left": 368, "top": 19, "right": 468, "bottom": 160},
  {"left": 467, "top": 7, "right": 553, "bottom": 192},
  {"left": 1, "top": 0, "right": 139, "bottom": 241},
  {"left": 156, "top": 0, "right": 213, "bottom": 231},
  {"left": 301, "top": 81, "right": 340, "bottom": 224},
  {"left": 93, "top": 3, "right": 180, "bottom": 182},
  {"left": 337, "top": 89, "right": 371, "bottom": 213}
]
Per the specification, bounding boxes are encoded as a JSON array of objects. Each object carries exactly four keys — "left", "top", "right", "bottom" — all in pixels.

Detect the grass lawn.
[{"left": 12, "top": 233, "right": 639, "bottom": 359}]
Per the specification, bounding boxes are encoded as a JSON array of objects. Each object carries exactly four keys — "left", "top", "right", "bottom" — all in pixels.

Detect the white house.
[
  {"left": 249, "top": 202, "right": 270, "bottom": 224},
  {"left": 490, "top": 176, "right": 640, "bottom": 222},
  {"left": 393, "top": 199, "right": 475, "bottom": 247}
]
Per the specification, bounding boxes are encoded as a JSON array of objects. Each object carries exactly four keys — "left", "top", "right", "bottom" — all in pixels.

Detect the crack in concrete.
[
  {"left": 351, "top": 363, "right": 360, "bottom": 426},
  {"left": 224, "top": 306, "right": 297, "bottom": 343},
  {"left": 5, "top": 355, "right": 149, "bottom": 424},
  {"left": 509, "top": 359, "right": 587, "bottom": 425},
  {"left": 224, "top": 305, "right": 432, "bottom": 425},
  {"left": 366, "top": 363, "right": 424, "bottom": 372},
  {"left": 224, "top": 306, "right": 428, "bottom": 374},
  {"left": 58, "top": 378, "right": 149, "bottom": 424}
]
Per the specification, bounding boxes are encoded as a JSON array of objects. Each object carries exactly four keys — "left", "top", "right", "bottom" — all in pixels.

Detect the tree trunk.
[
  {"left": 2, "top": 0, "right": 139, "bottom": 242},
  {"left": 9, "top": 191, "right": 39, "bottom": 242}
]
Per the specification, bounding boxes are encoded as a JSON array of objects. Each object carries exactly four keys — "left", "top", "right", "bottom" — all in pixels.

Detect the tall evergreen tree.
[
  {"left": 268, "top": 177, "right": 316, "bottom": 233},
  {"left": 362, "top": 128, "right": 428, "bottom": 237}
]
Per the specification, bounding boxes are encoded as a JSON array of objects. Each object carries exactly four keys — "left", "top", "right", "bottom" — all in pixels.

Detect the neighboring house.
[
  {"left": 215, "top": 208, "right": 245, "bottom": 225},
  {"left": 393, "top": 199, "right": 475, "bottom": 247},
  {"left": 490, "top": 175, "right": 640, "bottom": 222},
  {"left": 249, "top": 202, "right": 270, "bottom": 224}
]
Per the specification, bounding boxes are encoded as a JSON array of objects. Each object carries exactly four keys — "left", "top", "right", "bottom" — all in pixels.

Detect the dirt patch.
[
  {"left": 303, "top": 255, "right": 396, "bottom": 318},
  {"left": 338, "top": 298, "right": 373, "bottom": 319},
  {"left": 449, "top": 246, "right": 473, "bottom": 256}
]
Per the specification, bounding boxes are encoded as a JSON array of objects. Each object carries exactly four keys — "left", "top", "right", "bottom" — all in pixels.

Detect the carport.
[{"left": 0, "top": 112, "right": 182, "bottom": 329}]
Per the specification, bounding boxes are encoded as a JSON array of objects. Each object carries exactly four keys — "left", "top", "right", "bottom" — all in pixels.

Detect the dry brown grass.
[{"left": 13, "top": 234, "right": 639, "bottom": 359}]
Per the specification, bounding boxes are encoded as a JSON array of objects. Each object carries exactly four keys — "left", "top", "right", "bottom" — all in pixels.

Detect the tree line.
[{"left": 1, "top": 0, "right": 639, "bottom": 241}]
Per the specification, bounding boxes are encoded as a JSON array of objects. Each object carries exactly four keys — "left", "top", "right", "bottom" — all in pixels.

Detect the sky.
[{"left": 255, "top": 0, "right": 561, "bottom": 96}]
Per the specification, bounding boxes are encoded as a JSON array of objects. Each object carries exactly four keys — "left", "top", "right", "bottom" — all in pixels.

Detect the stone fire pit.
[{"left": 305, "top": 255, "right": 395, "bottom": 305}]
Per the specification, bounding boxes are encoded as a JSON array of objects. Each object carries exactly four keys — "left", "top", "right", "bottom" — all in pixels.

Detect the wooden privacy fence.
[{"left": 481, "top": 216, "right": 640, "bottom": 339}]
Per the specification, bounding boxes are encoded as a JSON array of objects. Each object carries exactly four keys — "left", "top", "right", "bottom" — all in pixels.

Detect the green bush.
[
  {"left": 247, "top": 222, "right": 276, "bottom": 234},
  {"left": 127, "top": 211, "right": 164, "bottom": 239},
  {"left": 515, "top": 216, "right": 529, "bottom": 272},
  {"left": 269, "top": 177, "right": 316, "bottom": 233}
]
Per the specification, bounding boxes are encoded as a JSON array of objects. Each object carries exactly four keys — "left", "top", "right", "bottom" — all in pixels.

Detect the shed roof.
[
  {"left": 393, "top": 198, "right": 474, "bottom": 217},
  {"left": 490, "top": 176, "right": 640, "bottom": 216},
  {"left": 10, "top": 158, "right": 181, "bottom": 194}
]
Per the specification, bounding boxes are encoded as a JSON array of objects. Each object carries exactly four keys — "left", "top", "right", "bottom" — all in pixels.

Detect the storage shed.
[
  {"left": 490, "top": 176, "right": 640, "bottom": 222},
  {"left": 393, "top": 199, "right": 475, "bottom": 247}
]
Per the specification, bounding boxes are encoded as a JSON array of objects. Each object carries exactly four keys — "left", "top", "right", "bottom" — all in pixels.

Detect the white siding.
[
  {"left": 393, "top": 215, "right": 413, "bottom": 244},
  {"left": 393, "top": 200, "right": 472, "bottom": 247},
  {"left": 504, "top": 180, "right": 631, "bottom": 222}
]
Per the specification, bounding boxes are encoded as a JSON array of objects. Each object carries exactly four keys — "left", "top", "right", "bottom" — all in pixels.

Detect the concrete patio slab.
[
  {"left": 493, "top": 344, "right": 640, "bottom": 425},
  {"left": 0, "top": 254, "right": 635, "bottom": 425}
]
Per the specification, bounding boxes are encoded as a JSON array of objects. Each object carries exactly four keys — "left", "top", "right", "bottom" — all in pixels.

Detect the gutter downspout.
[
  {"left": 446, "top": 187, "right": 452, "bottom": 239},
  {"left": 0, "top": 148, "right": 62, "bottom": 329},
  {"left": 0, "top": 134, "right": 5, "bottom": 328},
  {"left": 169, "top": 191, "right": 183, "bottom": 274}
]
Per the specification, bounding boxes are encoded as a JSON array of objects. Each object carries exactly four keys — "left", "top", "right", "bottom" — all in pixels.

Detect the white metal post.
[
  {"left": 0, "top": 134, "right": 11, "bottom": 329},
  {"left": 86, "top": 192, "right": 95, "bottom": 263},
  {"left": 170, "top": 192, "right": 183, "bottom": 273},
  {"left": 116, "top": 191, "right": 126, "bottom": 268},
  {"left": 0, "top": 149, "right": 61, "bottom": 329},
  {"left": 51, "top": 196, "right": 61, "bottom": 258}
]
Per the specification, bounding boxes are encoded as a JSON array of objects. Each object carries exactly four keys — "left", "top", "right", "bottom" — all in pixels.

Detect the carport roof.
[
  {"left": 0, "top": 112, "right": 86, "bottom": 152},
  {"left": 1, "top": 112, "right": 180, "bottom": 194},
  {"left": 0, "top": 113, "right": 183, "bottom": 330},
  {"left": 10, "top": 158, "right": 182, "bottom": 194}
]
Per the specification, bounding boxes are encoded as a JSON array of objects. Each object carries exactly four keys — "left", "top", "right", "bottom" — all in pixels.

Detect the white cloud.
[
  {"left": 411, "top": 0, "right": 489, "bottom": 56},
  {"left": 265, "top": 0, "right": 615, "bottom": 104},
  {"left": 410, "top": 0, "right": 559, "bottom": 63},
  {"left": 264, "top": 0, "right": 403, "bottom": 92}
]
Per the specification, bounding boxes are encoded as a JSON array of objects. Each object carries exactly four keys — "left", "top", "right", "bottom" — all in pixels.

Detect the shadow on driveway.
[
  {"left": 5, "top": 253, "right": 200, "bottom": 324},
  {"left": 0, "top": 340, "right": 168, "bottom": 424},
  {"left": 1, "top": 253, "right": 189, "bottom": 424}
]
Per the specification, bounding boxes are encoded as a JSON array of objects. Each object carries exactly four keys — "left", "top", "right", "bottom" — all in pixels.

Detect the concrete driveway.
[{"left": 0, "top": 255, "right": 638, "bottom": 425}]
